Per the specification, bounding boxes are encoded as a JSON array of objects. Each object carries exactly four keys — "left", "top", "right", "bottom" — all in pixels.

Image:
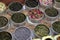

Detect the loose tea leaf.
[
  {"left": 11, "top": 13, "right": 26, "bottom": 23},
  {"left": 9, "top": 2, "right": 23, "bottom": 11},
  {"left": 0, "top": 31, "right": 12, "bottom": 40},
  {"left": 45, "top": 7, "right": 58, "bottom": 17},
  {"left": 25, "top": 0, "right": 38, "bottom": 8},
  {"left": 0, "top": 16, "right": 8, "bottom": 27},
  {"left": 34, "top": 24, "right": 49, "bottom": 37},
  {"left": 52, "top": 21, "right": 60, "bottom": 33}
]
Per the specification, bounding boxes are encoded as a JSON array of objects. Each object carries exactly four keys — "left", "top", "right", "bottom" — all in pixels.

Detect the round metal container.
[
  {"left": 54, "top": 0, "right": 60, "bottom": 9},
  {"left": 0, "top": 16, "right": 9, "bottom": 31},
  {"left": 8, "top": 2, "right": 23, "bottom": 13},
  {"left": 51, "top": 21, "right": 60, "bottom": 35},
  {"left": 10, "top": 13, "right": 26, "bottom": 27},
  {"left": 27, "top": 9, "right": 44, "bottom": 26},
  {"left": 34, "top": 24, "right": 51, "bottom": 38},
  {"left": 44, "top": 7, "right": 59, "bottom": 21},
  {"left": 13, "top": 27, "right": 32, "bottom": 40}
]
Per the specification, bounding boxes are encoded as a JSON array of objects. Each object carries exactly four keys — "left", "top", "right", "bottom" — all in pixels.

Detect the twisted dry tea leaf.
[
  {"left": 45, "top": 7, "right": 58, "bottom": 17},
  {"left": 34, "top": 24, "right": 49, "bottom": 37},
  {"left": 25, "top": 0, "right": 38, "bottom": 8},
  {"left": 0, "top": 31, "right": 12, "bottom": 40},
  {"left": 0, "top": 16, "right": 8, "bottom": 27},
  {"left": 11, "top": 13, "right": 26, "bottom": 23},
  {"left": 9, "top": 2, "right": 23, "bottom": 11},
  {"left": 52, "top": 21, "right": 60, "bottom": 33}
]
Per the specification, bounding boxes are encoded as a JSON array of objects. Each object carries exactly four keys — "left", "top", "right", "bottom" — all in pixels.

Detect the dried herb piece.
[
  {"left": 11, "top": 13, "right": 26, "bottom": 23},
  {"left": 45, "top": 7, "right": 58, "bottom": 17},
  {"left": 9, "top": 2, "right": 23, "bottom": 11},
  {"left": 25, "top": 0, "right": 38, "bottom": 8},
  {"left": 0, "top": 16, "right": 8, "bottom": 27},
  {"left": 34, "top": 24, "right": 49, "bottom": 37},
  {"left": 52, "top": 21, "right": 60, "bottom": 33},
  {"left": 0, "top": 31, "right": 12, "bottom": 40}
]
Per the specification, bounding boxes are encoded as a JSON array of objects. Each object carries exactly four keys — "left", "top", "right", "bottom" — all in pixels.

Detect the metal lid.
[{"left": 14, "top": 27, "right": 31, "bottom": 40}]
